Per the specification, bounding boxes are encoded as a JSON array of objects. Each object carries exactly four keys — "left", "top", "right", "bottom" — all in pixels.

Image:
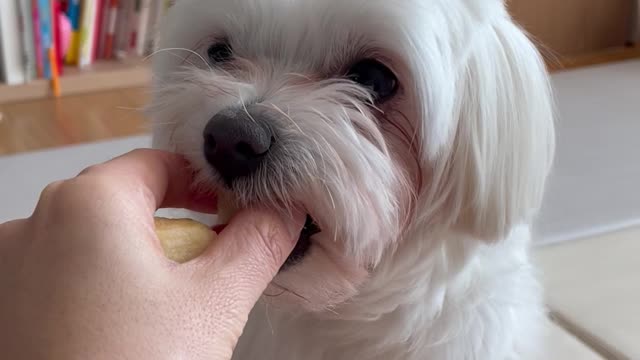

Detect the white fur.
[{"left": 149, "top": 0, "right": 556, "bottom": 359}]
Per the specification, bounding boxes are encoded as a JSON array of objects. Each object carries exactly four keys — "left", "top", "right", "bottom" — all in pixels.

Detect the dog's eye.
[
  {"left": 347, "top": 59, "right": 398, "bottom": 101},
  {"left": 207, "top": 42, "right": 233, "bottom": 63}
]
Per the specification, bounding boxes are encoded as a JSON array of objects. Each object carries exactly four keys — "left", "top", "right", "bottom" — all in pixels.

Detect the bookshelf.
[
  {"left": 0, "top": 57, "right": 150, "bottom": 105},
  {"left": 0, "top": 0, "right": 168, "bottom": 104}
]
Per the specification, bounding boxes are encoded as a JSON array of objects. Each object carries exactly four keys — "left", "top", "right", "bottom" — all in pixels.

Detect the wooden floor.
[{"left": 0, "top": 88, "right": 150, "bottom": 156}]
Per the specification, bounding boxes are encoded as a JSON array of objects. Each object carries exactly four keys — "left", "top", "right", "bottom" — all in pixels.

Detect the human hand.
[{"left": 0, "top": 149, "right": 304, "bottom": 360}]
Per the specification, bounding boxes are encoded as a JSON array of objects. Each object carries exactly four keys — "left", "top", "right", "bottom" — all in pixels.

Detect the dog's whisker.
[
  {"left": 309, "top": 138, "right": 328, "bottom": 175},
  {"left": 263, "top": 303, "right": 275, "bottom": 335},
  {"left": 283, "top": 72, "right": 313, "bottom": 82},
  {"left": 145, "top": 47, "right": 213, "bottom": 73},
  {"left": 322, "top": 181, "right": 340, "bottom": 243},
  {"left": 241, "top": 99, "right": 258, "bottom": 125},
  {"left": 269, "top": 103, "right": 305, "bottom": 136},
  {"left": 269, "top": 282, "right": 311, "bottom": 303}
]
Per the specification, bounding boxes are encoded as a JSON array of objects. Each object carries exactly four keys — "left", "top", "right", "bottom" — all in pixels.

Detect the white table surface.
[{"left": 0, "top": 135, "right": 151, "bottom": 222}]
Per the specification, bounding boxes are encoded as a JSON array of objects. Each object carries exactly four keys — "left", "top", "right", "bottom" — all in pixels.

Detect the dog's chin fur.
[{"left": 149, "top": 0, "right": 555, "bottom": 358}]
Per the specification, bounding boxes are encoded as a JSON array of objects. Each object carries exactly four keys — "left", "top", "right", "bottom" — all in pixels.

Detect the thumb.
[
  {"left": 198, "top": 208, "right": 305, "bottom": 298},
  {"left": 166, "top": 210, "right": 305, "bottom": 360}
]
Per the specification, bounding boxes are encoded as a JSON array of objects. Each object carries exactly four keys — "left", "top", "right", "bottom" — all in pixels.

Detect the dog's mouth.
[
  {"left": 282, "top": 214, "right": 321, "bottom": 270},
  {"left": 213, "top": 211, "right": 321, "bottom": 271}
]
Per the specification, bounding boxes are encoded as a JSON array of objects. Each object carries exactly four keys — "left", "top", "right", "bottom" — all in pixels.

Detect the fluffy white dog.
[{"left": 149, "top": 0, "right": 556, "bottom": 358}]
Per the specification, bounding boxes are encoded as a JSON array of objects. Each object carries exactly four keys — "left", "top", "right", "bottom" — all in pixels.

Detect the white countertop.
[
  {"left": 533, "top": 59, "right": 640, "bottom": 244},
  {"left": 0, "top": 135, "right": 151, "bottom": 222}
]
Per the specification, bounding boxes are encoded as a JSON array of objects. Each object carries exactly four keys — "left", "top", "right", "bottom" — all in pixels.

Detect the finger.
[
  {"left": 195, "top": 208, "right": 305, "bottom": 298},
  {"left": 78, "top": 149, "right": 217, "bottom": 213},
  {"left": 0, "top": 219, "right": 26, "bottom": 246}
]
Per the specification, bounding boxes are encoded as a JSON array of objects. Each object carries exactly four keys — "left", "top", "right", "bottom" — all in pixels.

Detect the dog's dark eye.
[
  {"left": 347, "top": 59, "right": 398, "bottom": 101},
  {"left": 207, "top": 42, "right": 233, "bottom": 63}
]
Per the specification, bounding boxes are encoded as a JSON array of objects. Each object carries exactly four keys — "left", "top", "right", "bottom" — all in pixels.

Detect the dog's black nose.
[{"left": 203, "top": 109, "right": 273, "bottom": 185}]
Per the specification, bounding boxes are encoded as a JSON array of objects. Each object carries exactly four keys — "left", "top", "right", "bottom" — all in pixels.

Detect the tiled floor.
[{"left": 535, "top": 227, "right": 640, "bottom": 360}]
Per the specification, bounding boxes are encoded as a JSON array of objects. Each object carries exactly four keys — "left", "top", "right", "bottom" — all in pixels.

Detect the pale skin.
[{"left": 0, "top": 149, "right": 304, "bottom": 360}]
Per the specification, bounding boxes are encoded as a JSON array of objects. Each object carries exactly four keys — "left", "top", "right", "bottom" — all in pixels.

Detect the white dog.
[{"left": 149, "top": 0, "right": 555, "bottom": 359}]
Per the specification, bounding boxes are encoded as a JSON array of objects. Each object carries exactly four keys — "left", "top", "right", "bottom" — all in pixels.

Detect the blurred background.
[{"left": 1, "top": 1, "right": 639, "bottom": 359}]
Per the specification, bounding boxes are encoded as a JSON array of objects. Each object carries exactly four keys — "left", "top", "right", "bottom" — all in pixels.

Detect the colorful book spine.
[
  {"left": 37, "top": 0, "right": 53, "bottom": 79},
  {"left": 65, "top": 0, "right": 81, "bottom": 65},
  {"left": 136, "top": 0, "right": 152, "bottom": 56},
  {"left": 0, "top": 0, "right": 26, "bottom": 84},
  {"left": 143, "top": 0, "right": 159, "bottom": 56},
  {"left": 18, "top": 0, "right": 37, "bottom": 82},
  {"left": 103, "top": 0, "right": 119, "bottom": 59},
  {"left": 145, "top": 0, "right": 169, "bottom": 56},
  {"left": 30, "top": 0, "right": 44, "bottom": 78},
  {"left": 92, "top": 0, "right": 104, "bottom": 61},
  {"left": 114, "top": 0, "right": 134, "bottom": 59},
  {"left": 52, "top": 0, "right": 64, "bottom": 76},
  {"left": 79, "top": 0, "right": 99, "bottom": 67},
  {"left": 129, "top": 0, "right": 142, "bottom": 53}
]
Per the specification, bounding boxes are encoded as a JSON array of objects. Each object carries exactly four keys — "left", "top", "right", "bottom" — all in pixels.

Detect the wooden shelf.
[
  {"left": 0, "top": 57, "right": 151, "bottom": 104},
  {"left": 547, "top": 46, "right": 640, "bottom": 72}
]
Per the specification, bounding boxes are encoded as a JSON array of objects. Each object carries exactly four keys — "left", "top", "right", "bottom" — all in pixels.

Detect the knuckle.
[
  {"left": 129, "top": 148, "right": 161, "bottom": 162},
  {"left": 0, "top": 219, "right": 25, "bottom": 238},
  {"left": 77, "top": 163, "right": 106, "bottom": 177},
  {"left": 32, "top": 180, "right": 72, "bottom": 221},
  {"left": 35, "top": 180, "right": 68, "bottom": 210},
  {"left": 37, "top": 177, "right": 112, "bottom": 217},
  {"left": 40, "top": 180, "right": 64, "bottom": 200},
  {"left": 130, "top": 148, "right": 155, "bottom": 156}
]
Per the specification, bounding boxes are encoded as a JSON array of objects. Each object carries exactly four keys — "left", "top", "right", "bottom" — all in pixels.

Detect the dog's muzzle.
[
  {"left": 203, "top": 108, "right": 274, "bottom": 186},
  {"left": 203, "top": 108, "right": 321, "bottom": 269}
]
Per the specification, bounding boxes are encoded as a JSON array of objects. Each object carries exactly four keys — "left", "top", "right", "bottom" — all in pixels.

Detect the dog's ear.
[{"left": 427, "top": 19, "right": 555, "bottom": 242}]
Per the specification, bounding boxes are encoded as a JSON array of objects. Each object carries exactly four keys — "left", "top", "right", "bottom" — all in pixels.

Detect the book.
[
  {"left": 78, "top": 0, "right": 99, "bottom": 67},
  {"left": 92, "top": 0, "right": 105, "bottom": 61},
  {"left": 31, "top": 0, "right": 44, "bottom": 78},
  {"left": 128, "top": 0, "right": 142, "bottom": 54},
  {"left": 103, "top": 0, "right": 119, "bottom": 59},
  {"left": 145, "top": 0, "right": 170, "bottom": 56},
  {"left": 143, "top": 0, "right": 160, "bottom": 56},
  {"left": 18, "top": 0, "right": 37, "bottom": 82},
  {"left": 96, "top": 0, "right": 111, "bottom": 59},
  {"left": 65, "top": 0, "right": 81, "bottom": 65},
  {"left": 136, "top": 0, "right": 152, "bottom": 56},
  {"left": 114, "top": 0, "right": 135, "bottom": 59},
  {"left": 52, "top": 0, "right": 65, "bottom": 76},
  {"left": 0, "top": 0, "right": 27, "bottom": 85},
  {"left": 37, "top": 0, "right": 53, "bottom": 79}
]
